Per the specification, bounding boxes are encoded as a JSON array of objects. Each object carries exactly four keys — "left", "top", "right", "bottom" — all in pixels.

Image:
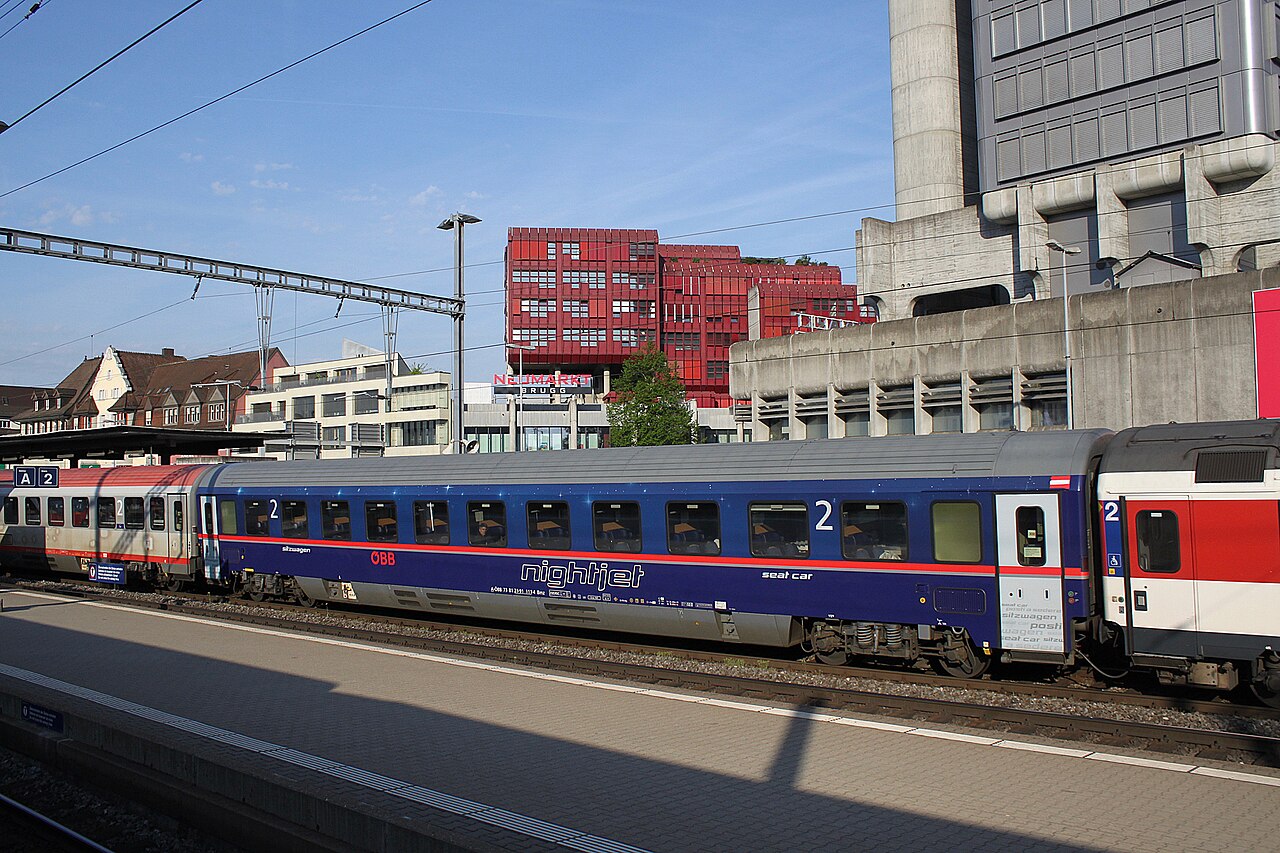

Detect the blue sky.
[{"left": 0, "top": 0, "right": 893, "bottom": 387}]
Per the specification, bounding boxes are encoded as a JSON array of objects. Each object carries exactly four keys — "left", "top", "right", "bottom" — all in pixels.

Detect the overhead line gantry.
[{"left": 0, "top": 226, "right": 468, "bottom": 443}]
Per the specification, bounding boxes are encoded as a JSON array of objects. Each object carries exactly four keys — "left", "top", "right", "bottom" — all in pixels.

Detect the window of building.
[
  {"left": 322, "top": 426, "right": 346, "bottom": 448},
  {"left": 144, "top": 410, "right": 153, "bottom": 426},
  {"left": 98, "top": 497, "right": 117, "bottom": 529},
  {"left": 414, "top": 501, "right": 449, "bottom": 544},
  {"left": 24, "top": 496, "right": 40, "bottom": 526},
  {"left": 563, "top": 270, "right": 605, "bottom": 289},
  {"left": 661, "top": 332, "right": 700, "bottom": 351},
  {"left": 1136, "top": 509, "right": 1180, "bottom": 572},
  {"left": 394, "top": 420, "right": 441, "bottom": 447},
  {"left": 124, "top": 497, "right": 145, "bottom": 530},
  {"left": 841, "top": 501, "right": 907, "bottom": 561},
  {"left": 628, "top": 242, "right": 656, "bottom": 260},
  {"left": 322, "top": 393, "right": 346, "bottom": 418},
  {"left": 292, "top": 396, "right": 316, "bottom": 419},
  {"left": 561, "top": 241, "right": 580, "bottom": 259},
  {"left": 207, "top": 402, "right": 226, "bottom": 424},
  {"left": 520, "top": 298, "right": 556, "bottom": 318},
  {"left": 244, "top": 500, "right": 270, "bottom": 536},
  {"left": 978, "top": 402, "right": 1014, "bottom": 431},
  {"left": 546, "top": 241, "right": 557, "bottom": 259},
  {"left": 512, "top": 328, "right": 556, "bottom": 346},
  {"left": 565, "top": 300, "right": 590, "bottom": 318},
  {"left": 563, "top": 329, "right": 605, "bottom": 347},
  {"left": 512, "top": 270, "right": 557, "bottom": 286},
  {"left": 932, "top": 501, "right": 982, "bottom": 563},
  {"left": 527, "top": 502, "right": 571, "bottom": 550},
  {"left": 48, "top": 497, "right": 65, "bottom": 526},
  {"left": 321, "top": 500, "right": 352, "bottom": 541},
  {"left": 666, "top": 502, "right": 719, "bottom": 556},
  {"left": 612, "top": 328, "right": 639, "bottom": 348},
  {"left": 149, "top": 497, "right": 165, "bottom": 531},
  {"left": 365, "top": 501, "right": 398, "bottom": 543},
  {"left": 749, "top": 503, "right": 809, "bottom": 558},
  {"left": 468, "top": 501, "right": 507, "bottom": 547},
  {"left": 164, "top": 407, "right": 179, "bottom": 425},
  {"left": 593, "top": 502, "right": 642, "bottom": 553},
  {"left": 282, "top": 501, "right": 308, "bottom": 538},
  {"left": 521, "top": 425, "right": 569, "bottom": 451},
  {"left": 72, "top": 497, "right": 89, "bottom": 528},
  {"left": 185, "top": 404, "right": 200, "bottom": 424},
  {"left": 353, "top": 390, "right": 380, "bottom": 415},
  {"left": 930, "top": 405, "right": 963, "bottom": 434}
]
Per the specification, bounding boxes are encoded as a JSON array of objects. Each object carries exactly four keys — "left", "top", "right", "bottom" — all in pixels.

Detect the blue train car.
[{"left": 200, "top": 430, "right": 1111, "bottom": 676}]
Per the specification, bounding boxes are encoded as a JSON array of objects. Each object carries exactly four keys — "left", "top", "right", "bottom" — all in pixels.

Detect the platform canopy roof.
[{"left": 0, "top": 426, "right": 276, "bottom": 465}]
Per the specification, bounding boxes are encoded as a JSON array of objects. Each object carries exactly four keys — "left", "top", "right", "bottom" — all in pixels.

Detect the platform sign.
[
  {"left": 88, "top": 562, "right": 126, "bottom": 585},
  {"left": 12, "top": 465, "right": 58, "bottom": 488},
  {"left": 21, "top": 702, "right": 64, "bottom": 732}
]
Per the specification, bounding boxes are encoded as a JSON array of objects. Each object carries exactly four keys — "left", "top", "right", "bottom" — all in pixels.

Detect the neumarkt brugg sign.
[{"left": 493, "top": 374, "right": 594, "bottom": 395}]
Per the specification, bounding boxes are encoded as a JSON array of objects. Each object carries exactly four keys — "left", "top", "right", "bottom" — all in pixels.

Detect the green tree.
[{"left": 607, "top": 345, "right": 695, "bottom": 446}]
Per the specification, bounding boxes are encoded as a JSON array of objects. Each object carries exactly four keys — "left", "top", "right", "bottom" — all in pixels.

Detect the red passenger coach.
[
  {"left": 1097, "top": 420, "right": 1280, "bottom": 705},
  {"left": 0, "top": 465, "right": 213, "bottom": 587}
]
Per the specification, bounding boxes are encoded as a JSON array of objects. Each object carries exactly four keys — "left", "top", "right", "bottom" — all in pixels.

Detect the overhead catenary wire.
[
  {"left": 0, "top": 0, "right": 49, "bottom": 43},
  {"left": 0, "top": 0, "right": 207, "bottom": 135},
  {"left": 0, "top": 0, "right": 437, "bottom": 199}
]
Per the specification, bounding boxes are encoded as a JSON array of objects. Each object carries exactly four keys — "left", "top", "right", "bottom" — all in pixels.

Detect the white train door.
[
  {"left": 1123, "top": 497, "right": 1198, "bottom": 656},
  {"left": 995, "top": 494, "right": 1065, "bottom": 654},
  {"left": 167, "top": 492, "right": 186, "bottom": 567},
  {"left": 200, "top": 495, "right": 220, "bottom": 581}
]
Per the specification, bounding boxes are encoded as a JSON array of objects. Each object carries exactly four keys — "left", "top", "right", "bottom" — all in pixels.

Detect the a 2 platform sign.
[{"left": 12, "top": 465, "right": 59, "bottom": 488}]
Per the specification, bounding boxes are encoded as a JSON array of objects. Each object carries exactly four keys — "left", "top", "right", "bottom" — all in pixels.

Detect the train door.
[
  {"left": 1124, "top": 497, "right": 1198, "bottom": 656},
  {"left": 166, "top": 493, "right": 186, "bottom": 568},
  {"left": 995, "top": 494, "right": 1065, "bottom": 654},
  {"left": 200, "top": 495, "right": 221, "bottom": 582}
]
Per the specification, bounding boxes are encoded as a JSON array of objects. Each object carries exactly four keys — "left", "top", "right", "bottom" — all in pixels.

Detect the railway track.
[
  {"left": 0, "top": 792, "right": 115, "bottom": 853},
  {"left": 7, "top": 578, "right": 1280, "bottom": 768}
]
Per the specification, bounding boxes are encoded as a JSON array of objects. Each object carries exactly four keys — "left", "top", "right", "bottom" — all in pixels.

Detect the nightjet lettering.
[{"left": 521, "top": 559, "right": 644, "bottom": 592}]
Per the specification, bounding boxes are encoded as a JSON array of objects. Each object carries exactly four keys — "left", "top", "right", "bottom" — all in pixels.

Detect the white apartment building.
[{"left": 235, "top": 352, "right": 450, "bottom": 459}]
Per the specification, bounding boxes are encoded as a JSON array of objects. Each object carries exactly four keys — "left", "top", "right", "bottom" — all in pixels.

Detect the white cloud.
[
  {"left": 179, "top": 152, "right": 204, "bottom": 163},
  {"left": 250, "top": 179, "right": 290, "bottom": 191},
  {"left": 408, "top": 185, "right": 442, "bottom": 206},
  {"left": 34, "top": 203, "right": 115, "bottom": 228},
  {"left": 211, "top": 181, "right": 236, "bottom": 196},
  {"left": 254, "top": 162, "right": 294, "bottom": 173},
  {"left": 465, "top": 190, "right": 485, "bottom": 200}
]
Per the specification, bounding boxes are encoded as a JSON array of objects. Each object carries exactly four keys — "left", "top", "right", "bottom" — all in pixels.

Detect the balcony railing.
[{"left": 237, "top": 410, "right": 286, "bottom": 424}]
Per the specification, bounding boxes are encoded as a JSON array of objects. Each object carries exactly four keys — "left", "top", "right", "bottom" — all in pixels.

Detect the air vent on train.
[
  {"left": 1194, "top": 450, "right": 1267, "bottom": 483},
  {"left": 542, "top": 602, "right": 602, "bottom": 623}
]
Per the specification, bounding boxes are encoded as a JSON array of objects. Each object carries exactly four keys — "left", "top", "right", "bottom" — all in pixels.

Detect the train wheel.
[
  {"left": 932, "top": 639, "right": 991, "bottom": 679},
  {"left": 165, "top": 576, "right": 188, "bottom": 593},
  {"left": 815, "top": 648, "right": 849, "bottom": 666},
  {"left": 295, "top": 587, "right": 317, "bottom": 608},
  {"left": 1253, "top": 683, "right": 1280, "bottom": 709}
]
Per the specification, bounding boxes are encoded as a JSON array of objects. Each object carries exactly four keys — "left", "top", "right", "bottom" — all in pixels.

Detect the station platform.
[{"left": 1, "top": 588, "right": 1277, "bottom": 853}]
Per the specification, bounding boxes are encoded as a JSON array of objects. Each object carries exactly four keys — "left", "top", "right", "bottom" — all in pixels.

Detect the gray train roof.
[
  {"left": 206, "top": 430, "right": 1113, "bottom": 490},
  {"left": 1101, "top": 420, "right": 1280, "bottom": 473}
]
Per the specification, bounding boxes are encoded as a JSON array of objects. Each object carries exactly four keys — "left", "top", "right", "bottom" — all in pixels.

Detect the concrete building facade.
[
  {"left": 730, "top": 266, "right": 1278, "bottom": 440},
  {"left": 863, "top": 0, "right": 1280, "bottom": 324}
]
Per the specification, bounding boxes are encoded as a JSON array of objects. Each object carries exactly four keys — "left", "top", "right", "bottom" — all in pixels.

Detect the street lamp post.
[
  {"left": 506, "top": 342, "right": 536, "bottom": 452},
  {"left": 437, "top": 213, "right": 480, "bottom": 454},
  {"left": 1046, "top": 240, "right": 1082, "bottom": 430}
]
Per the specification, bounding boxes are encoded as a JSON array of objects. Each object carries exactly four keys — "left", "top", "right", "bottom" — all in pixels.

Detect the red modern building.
[{"left": 506, "top": 227, "right": 871, "bottom": 405}]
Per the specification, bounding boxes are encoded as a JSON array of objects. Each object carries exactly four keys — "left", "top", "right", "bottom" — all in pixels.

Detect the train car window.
[
  {"left": 414, "top": 501, "right": 450, "bottom": 545},
  {"left": 219, "top": 500, "right": 238, "bottom": 536},
  {"left": 1136, "top": 510, "right": 1180, "bottom": 573},
  {"left": 749, "top": 503, "right": 810, "bottom": 558},
  {"left": 365, "top": 501, "right": 398, "bottom": 543},
  {"left": 593, "top": 502, "right": 643, "bottom": 553},
  {"left": 98, "top": 497, "right": 117, "bottom": 529},
  {"left": 244, "top": 500, "right": 270, "bottom": 536},
  {"left": 321, "top": 500, "right": 352, "bottom": 541},
  {"left": 1015, "top": 506, "right": 1046, "bottom": 567},
  {"left": 173, "top": 500, "right": 183, "bottom": 532},
  {"left": 72, "top": 497, "right": 90, "bottom": 528},
  {"left": 149, "top": 497, "right": 165, "bottom": 531},
  {"left": 468, "top": 502, "right": 507, "bottom": 547},
  {"left": 527, "top": 502, "right": 571, "bottom": 551},
  {"left": 3, "top": 496, "right": 18, "bottom": 525},
  {"left": 281, "top": 501, "right": 308, "bottom": 539},
  {"left": 48, "top": 497, "right": 65, "bottom": 527},
  {"left": 841, "top": 501, "right": 908, "bottom": 561},
  {"left": 666, "top": 502, "right": 720, "bottom": 556},
  {"left": 24, "top": 497, "right": 40, "bottom": 526},
  {"left": 124, "top": 497, "right": 145, "bottom": 530},
  {"left": 932, "top": 501, "right": 982, "bottom": 563}
]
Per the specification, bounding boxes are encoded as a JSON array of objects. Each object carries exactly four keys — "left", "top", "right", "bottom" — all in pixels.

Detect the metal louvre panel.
[
  {"left": 1126, "top": 33, "right": 1154, "bottom": 81},
  {"left": 1023, "top": 129, "right": 1048, "bottom": 173},
  {"left": 1153, "top": 25, "right": 1183, "bottom": 75},
  {"left": 998, "top": 136, "right": 1022, "bottom": 181},
  {"left": 1185, "top": 13, "right": 1218, "bottom": 66},
  {"left": 1068, "top": 0, "right": 1093, "bottom": 31},
  {"left": 1070, "top": 51, "right": 1097, "bottom": 95},
  {"left": 1042, "top": 0, "right": 1067, "bottom": 39},
  {"left": 1045, "top": 58, "right": 1070, "bottom": 102},
  {"left": 1047, "top": 123, "right": 1073, "bottom": 168},
  {"left": 1102, "top": 109, "right": 1129, "bottom": 156},
  {"left": 1098, "top": 0, "right": 1123, "bottom": 22},
  {"left": 206, "top": 431, "right": 1111, "bottom": 488},
  {"left": 1189, "top": 84, "right": 1221, "bottom": 136},
  {"left": 1194, "top": 450, "right": 1267, "bottom": 483},
  {"left": 1158, "top": 93, "right": 1188, "bottom": 142},
  {"left": 1098, "top": 42, "right": 1125, "bottom": 90},
  {"left": 995, "top": 73, "right": 1018, "bottom": 117},
  {"left": 1020, "top": 65, "right": 1045, "bottom": 109},
  {"left": 1129, "top": 101, "right": 1158, "bottom": 150}
]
